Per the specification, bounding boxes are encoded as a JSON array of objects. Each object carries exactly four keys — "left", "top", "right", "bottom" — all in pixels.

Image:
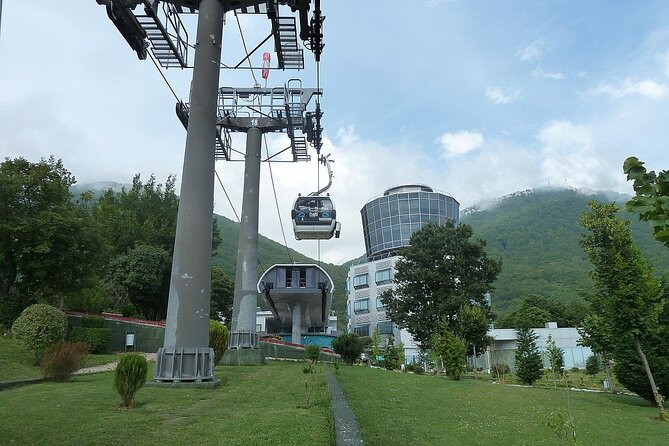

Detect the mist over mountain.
[{"left": 71, "top": 181, "right": 129, "bottom": 198}]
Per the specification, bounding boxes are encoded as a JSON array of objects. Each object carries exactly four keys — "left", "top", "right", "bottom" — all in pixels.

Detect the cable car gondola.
[{"left": 291, "top": 195, "right": 341, "bottom": 240}]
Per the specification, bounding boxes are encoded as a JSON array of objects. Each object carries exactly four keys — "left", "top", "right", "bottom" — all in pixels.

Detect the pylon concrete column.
[{"left": 155, "top": 0, "right": 224, "bottom": 384}]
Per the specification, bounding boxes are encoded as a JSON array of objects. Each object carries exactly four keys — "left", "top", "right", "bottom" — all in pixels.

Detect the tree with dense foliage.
[
  {"left": 11, "top": 304, "right": 67, "bottom": 364},
  {"left": 332, "top": 333, "right": 365, "bottom": 365},
  {"left": 514, "top": 326, "right": 544, "bottom": 385},
  {"left": 497, "top": 295, "right": 590, "bottom": 329},
  {"left": 382, "top": 221, "right": 502, "bottom": 350},
  {"left": 106, "top": 244, "right": 171, "bottom": 320},
  {"left": 0, "top": 157, "right": 101, "bottom": 311},
  {"left": 93, "top": 174, "right": 178, "bottom": 257},
  {"left": 431, "top": 322, "right": 467, "bottom": 380},
  {"left": 93, "top": 174, "right": 222, "bottom": 318},
  {"left": 210, "top": 266, "right": 234, "bottom": 323},
  {"left": 454, "top": 303, "right": 492, "bottom": 357},
  {"left": 580, "top": 201, "right": 667, "bottom": 419},
  {"left": 623, "top": 157, "right": 669, "bottom": 247}
]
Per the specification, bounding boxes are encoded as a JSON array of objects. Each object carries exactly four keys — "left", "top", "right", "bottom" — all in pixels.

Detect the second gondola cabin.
[{"left": 291, "top": 195, "right": 341, "bottom": 240}]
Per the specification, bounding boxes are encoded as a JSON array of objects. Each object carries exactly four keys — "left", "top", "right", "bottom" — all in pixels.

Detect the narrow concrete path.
[
  {"left": 73, "top": 352, "right": 157, "bottom": 375},
  {"left": 326, "top": 368, "right": 364, "bottom": 446}
]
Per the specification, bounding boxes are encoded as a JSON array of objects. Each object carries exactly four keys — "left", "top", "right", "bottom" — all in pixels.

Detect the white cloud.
[
  {"left": 439, "top": 138, "right": 542, "bottom": 207},
  {"left": 436, "top": 131, "right": 484, "bottom": 157},
  {"left": 517, "top": 40, "right": 546, "bottom": 61},
  {"left": 485, "top": 86, "right": 520, "bottom": 104},
  {"left": 531, "top": 67, "right": 565, "bottom": 80},
  {"left": 593, "top": 78, "right": 668, "bottom": 100},
  {"left": 535, "top": 120, "right": 623, "bottom": 190}
]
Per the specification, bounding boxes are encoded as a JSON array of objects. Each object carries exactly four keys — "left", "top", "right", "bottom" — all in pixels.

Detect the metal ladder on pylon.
[{"left": 135, "top": 0, "right": 188, "bottom": 68}]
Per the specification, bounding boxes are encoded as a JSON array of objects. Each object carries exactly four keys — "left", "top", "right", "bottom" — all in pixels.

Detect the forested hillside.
[{"left": 461, "top": 188, "right": 669, "bottom": 317}]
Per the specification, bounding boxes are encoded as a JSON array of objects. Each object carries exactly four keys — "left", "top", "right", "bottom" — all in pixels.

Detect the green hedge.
[
  {"left": 69, "top": 327, "right": 111, "bottom": 353},
  {"left": 81, "top": 316, "right": 106, "bottom": 329}
]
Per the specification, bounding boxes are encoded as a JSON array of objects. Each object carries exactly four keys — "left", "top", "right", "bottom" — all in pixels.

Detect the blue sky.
[{"left": 2, "top": 1, "right": 669, "bottom": 263}]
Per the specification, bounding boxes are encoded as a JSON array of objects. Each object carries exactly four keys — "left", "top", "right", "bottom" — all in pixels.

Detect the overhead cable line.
[
  {"left": 233, "top": 12, "right": 293, "bottom": 266},
  {"left": 215, "top": 170, "right": 240, "bottom": 223},
  {"left": 264, "top": 134, "right": 294, "bottom": 263},
  {"left": 234, "top": 12, "right": 259, "bottom": 85},
  {"left": 148, "top": 52, "right": 180, "bottom": 102}
]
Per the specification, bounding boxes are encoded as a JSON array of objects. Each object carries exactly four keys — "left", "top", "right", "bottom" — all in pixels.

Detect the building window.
[
  {"left": 377, "top": 321, "right": 394, "bottom": 335},
  {"left": 375, "top": 268, "right": 392, "bottom": 285},
  {"left": 354, "top": 299, "right": 370, "bottom": 314},
  {"left": 353, "top": 273, "right": 369, "bottom": 289},
  {"left": 354, "top": 324, "right": 370, "bottom": 336},
  {"left": 376, "top": 296, "right": 386, "bottom": 310}
]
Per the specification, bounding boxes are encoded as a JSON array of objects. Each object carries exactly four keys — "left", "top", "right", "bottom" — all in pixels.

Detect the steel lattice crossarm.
[
  {"left": 215, "top": 79, "right": 321, "bottom": 162},
  {"left": 94, "top": 0, "right": 322, "bottom": 69}
]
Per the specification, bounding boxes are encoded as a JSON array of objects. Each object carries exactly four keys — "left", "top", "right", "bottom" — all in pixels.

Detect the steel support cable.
[
  {"left": 235, "top": 19, "right": 294, "bottom": 265},
  {"left": 214, "top": 169, "right": 240, "bottom": 223},
  {"left": 234, "top": 12, "right": 259, "bottom": 85},
  {"left": 263, "top": 133, "right": 294, "bottom": 264},
  {"left": 148, "top": 52, "right": 180, "bottom": 101}
]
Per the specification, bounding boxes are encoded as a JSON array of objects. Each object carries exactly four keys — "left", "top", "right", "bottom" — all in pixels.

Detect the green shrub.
[
  {"left": 332, "top": 333, "right": 365, "bottom": 365},
  {"left": 405, "top": 362, "right": 424, "bottom": 374},
  {"left": 491, "top": 362, "right": 511, "bottom": 378},
  {"left": 69, "top": 326, "right": 111, "bottom": 353},
  {"left": 41, "top": 342, "right": 90, "bottom": 382},
  {"left": 432, "top": 327, "right": 467, "bottom": 380},
  {"left": 304, "top": 345, "right": 321, "bottom": 363},
  {"left": 114, "top": 353, "right": 148, "bottom": 408},
  {"left": 585, "top": 355, "right": 601, "bottom": 377},
  {"left": 81, "top": 316, "right": 106, "bottom": 329},
  {"left": 209, "top": 320, "right": 229, "bottom": 365},
  {"left": 11, "top": 304, "right": 66, "bottom": 364},
  {"left": 358, "top": 336, "right": 372, "bottom": 349},
  {"left": 383, "top": 337, "right": 402, "bottom": 371}
]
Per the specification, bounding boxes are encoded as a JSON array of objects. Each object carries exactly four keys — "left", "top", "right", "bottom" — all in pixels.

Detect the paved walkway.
[
  {"left": 326, "top": 367, "right": 364, "bottom": 445},
  {"left": 73, "top": 353, "right": 157, "bottom": 375}
]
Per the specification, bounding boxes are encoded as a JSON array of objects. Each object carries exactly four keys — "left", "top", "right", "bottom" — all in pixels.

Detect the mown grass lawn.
[
  {"left": 0, "top": 336, "right": 42, "bottom": 380},
  {"left": 0, "top": 336, "right": 130, "bottom": 381},
  {"left": 334, "top": 365, "right": 669, "bottom": 446},
  {"left": 0, "top": 361, "right": 334, "bottom": 446}
]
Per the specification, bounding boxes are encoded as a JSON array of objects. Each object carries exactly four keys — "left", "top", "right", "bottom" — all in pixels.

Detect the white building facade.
[
  {"left": 346, "top": 185, "right": 460, "bottom": 363},
  {"left": 482, "top": 323, "right": 594, "bottom": 371}
]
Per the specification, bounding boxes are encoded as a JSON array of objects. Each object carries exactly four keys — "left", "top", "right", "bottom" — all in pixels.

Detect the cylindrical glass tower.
[{"left": 361, "top": 184, "right": 460, "bottom": 261}]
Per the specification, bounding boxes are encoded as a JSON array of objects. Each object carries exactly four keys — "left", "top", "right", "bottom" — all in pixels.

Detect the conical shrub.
[{"left": 114, "top": 353, "right": 148, "bottom": 408}]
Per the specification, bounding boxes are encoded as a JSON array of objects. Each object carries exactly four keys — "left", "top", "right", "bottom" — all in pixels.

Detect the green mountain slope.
[{"left": 461, "top": 188, "right": 669, "bottom": 317}]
